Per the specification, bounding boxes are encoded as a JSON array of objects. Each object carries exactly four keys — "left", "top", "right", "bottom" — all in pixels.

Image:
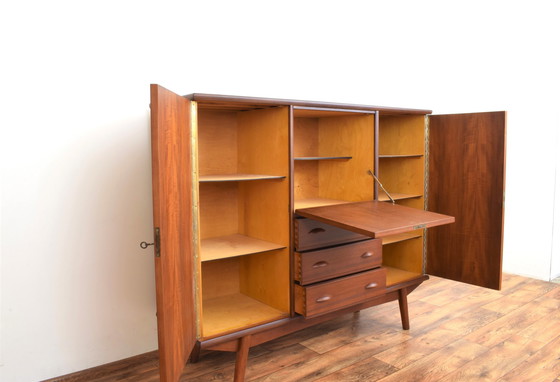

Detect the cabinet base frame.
[{"left": 196, "top": 276, "right": 428, "bottom": 380}]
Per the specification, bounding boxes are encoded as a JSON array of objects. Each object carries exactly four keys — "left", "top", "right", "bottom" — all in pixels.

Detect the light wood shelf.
[
  {"left": 294, "top": 197, "right": 350, "bottom": 210},
  {"left": 202, "top": 293, "right": 289, "bottom": 338},
  {"left": 385, "top": 266, "right": 422, "bottom": 286},
  {"left": 200, "top": 234, "right": 286, "bottom": 262},
  {"left": 294, "top": 156, "right": 352, "bottom": 161},
  {"left": 382, "top": 232, "right": 423, "bottom": 245},
  {"left": 379, "top": 154, "right": 423, "bottom": 159},
  {"left": 378, "top": 191, "right": 423, "bottom": 202},
  {"left": 199, "top": 174, "right": 286, "bottom": 182}
]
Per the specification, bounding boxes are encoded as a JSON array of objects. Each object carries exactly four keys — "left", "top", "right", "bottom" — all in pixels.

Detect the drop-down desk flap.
[{"left": 295, "top": 201, "right": 455, "bottom": 238}]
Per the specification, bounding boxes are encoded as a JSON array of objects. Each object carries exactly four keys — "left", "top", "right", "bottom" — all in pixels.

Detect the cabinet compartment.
[
  {"left": 293, "top": 109, "right": 375, "bottom": 210},
  {"left": 295, "top": 239, "right": 382, "bottom": 285},
  {"left": 196, "top": 105, "right": 290, "bottom": 339},
  {"left": 294, "top": 268, "right": 386, "bottom": 318},
  {"left": 294, "top": 217, "right": 368, "bottom": 251},
  {"left": 201, "top": 253, "right": 289, "bottom": 339},
  {"left": 382, "top": 232, "right": 424, "bottom": 286}
]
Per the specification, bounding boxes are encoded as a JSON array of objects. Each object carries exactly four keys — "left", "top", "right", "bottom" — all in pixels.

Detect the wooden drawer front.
[
  {"left": 294, "top": 218, "right": 369, "bottom": 251},
  {"left": 295, "top": 268, "right": 386, "bottom": 318},
  {"left": 295, "top": 239, "right": 382, "bottom": 285}
]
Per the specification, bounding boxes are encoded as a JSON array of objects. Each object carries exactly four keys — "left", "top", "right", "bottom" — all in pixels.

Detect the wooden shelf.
[
  {"left": 385, "top": 266, "right": 422, "bottom": 286},
  {"left": 294, "top": 156, "right": 352, "bottom": 161},
  {"left": 382, "top": 232, "right": 423, "bottom": 245},
  {"left": 200, "top": 234, "right": 286, "bottom": 262},
  {"left": 202, "top": 293, "right": 288, "bottom": 338},
  {"left": 199, "top": 174, "right": 286, "bottom": 182},
  {"left": 294, "top": 197, "right": 349, "bottom": 210},
  {"left": 378, "top": 192, "right": 423, "bottom": 202},
  {"left": 379, "top": 154, "right": 423, "bottom": 159}
]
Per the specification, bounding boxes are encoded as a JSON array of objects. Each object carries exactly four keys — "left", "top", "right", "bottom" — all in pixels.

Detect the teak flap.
[{"left": 295, "top": 201, "right": 454, "bottom": 238}]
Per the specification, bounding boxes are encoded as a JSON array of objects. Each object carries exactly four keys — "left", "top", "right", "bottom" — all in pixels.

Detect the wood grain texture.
[
  {"left": 294, "top": 239, "right": 382, "bottom": 285},
  {"left": 296, "top": 201, "right": 454, "bottom": 238},
  {"left": 149, "top": 84, "right": 196, "bottom": 381},
  {"left": 427, "top": 112, "right": 506, "bottom": 290}
]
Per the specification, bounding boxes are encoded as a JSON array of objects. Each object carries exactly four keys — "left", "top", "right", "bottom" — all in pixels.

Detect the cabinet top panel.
[
  {"left": 296, "top": 201, "right": 454, "bottom": 238},
  {"left": 185, "top": 93, "right": 432, "bottom": 115}
]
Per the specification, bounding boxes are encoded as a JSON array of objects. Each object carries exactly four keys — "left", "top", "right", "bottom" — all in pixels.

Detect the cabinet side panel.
[
  {"left": 427, "top": 112, "right": 506, "bottom": 290},
  {"left": 150, "top": 85, "right": 197, "bottom": 381}
]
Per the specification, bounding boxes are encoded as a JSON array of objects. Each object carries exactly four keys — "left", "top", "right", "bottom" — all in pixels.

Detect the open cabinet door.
[
  {"left": 150, "top": 84, "right": 197, "bottom": 381},
  {"left": 427, "top": 112, "right": 506, "bottom": 290}
]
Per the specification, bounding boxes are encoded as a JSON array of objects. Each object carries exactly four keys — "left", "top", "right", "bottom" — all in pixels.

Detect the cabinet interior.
[
  {"left": 378, "top": 114, "right": 426, "bottom": 285},
  {"left": 293, "top": 108, "right": 375, "bottom": 210},
  {"left": 196, "top": 107, "right": 290, "bottom": 339}
]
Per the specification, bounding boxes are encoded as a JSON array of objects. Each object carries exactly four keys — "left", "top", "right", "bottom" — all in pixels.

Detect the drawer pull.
[
  {"left": 361, "top": 251, "right": 373, "bottom": 258},
  {"left": 308, "top": 227, "right": 326, "bottom": 234},
  {"left": 312, "top": 261, "right": 329, "bottom": 268},
  {"left": 316, "top": 296, "right": 331, "bottom": 303},
  {"left": 365, "top": 282, "right": 378, "bottom": 289}
]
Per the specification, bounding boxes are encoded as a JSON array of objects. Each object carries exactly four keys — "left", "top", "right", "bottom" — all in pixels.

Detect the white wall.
[{"left": 1, "top": 0, "right": 559, "bottom": 380}]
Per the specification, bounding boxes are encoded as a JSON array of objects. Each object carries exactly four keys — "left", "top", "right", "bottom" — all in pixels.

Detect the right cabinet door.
[{"left": 427, "top": 112, "right": 506, "bottom": 290}]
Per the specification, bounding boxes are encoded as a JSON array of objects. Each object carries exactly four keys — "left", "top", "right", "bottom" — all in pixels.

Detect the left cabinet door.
[{"left": 150, "top": 84, "right": 198, "bottom": 381}]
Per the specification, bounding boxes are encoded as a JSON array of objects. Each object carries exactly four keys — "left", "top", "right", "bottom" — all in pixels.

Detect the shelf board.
[
  {"left": 199, "top": 174, "right": 286, "bottom": 182},
  {"left": 378, "top": 192, "right": 423, "bottom": 202},
  {"left": 201, "top": 234, "right": 286, "bottom": 262},
  {"left": 294, "top": 156, "right": 352, "bottom": 161},
  {"left": 385, "top": 266, "right": 422, "bottom": 286},
  {"left": 382, "top": 232, "right": 423, "bottom": 245},
  {"left": 379, "top": 154, "right": 423, "bottom": 159},
  {"left": 294, "top": 197, "right": 349, "bottom": 210},
  {"left": 202, "top": 293, "right": 288, "bottom": 339}
]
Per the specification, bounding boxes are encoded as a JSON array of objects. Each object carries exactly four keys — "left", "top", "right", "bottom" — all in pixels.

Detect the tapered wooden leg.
[
  {"left": 233, "top": 335, "right": 251, "bottom": 382},
  {"left": 189, "top": 342, "right": 201, "bottom": 363},
  {"left": 398, "top": 288, "right": 410, "bottom": 330}
]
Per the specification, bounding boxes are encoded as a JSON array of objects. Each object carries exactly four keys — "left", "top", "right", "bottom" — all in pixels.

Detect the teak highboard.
[{"left": 148, "top": 85, "right": 506, "bottom": 382}]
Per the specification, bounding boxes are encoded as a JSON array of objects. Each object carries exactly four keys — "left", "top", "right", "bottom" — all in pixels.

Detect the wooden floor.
[{"left": 52, "top": 274, "right": 560, "bottom": 381}]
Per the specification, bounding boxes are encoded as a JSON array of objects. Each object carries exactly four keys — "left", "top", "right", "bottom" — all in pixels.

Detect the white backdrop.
[{"left": 1, "top": 0, "right": 559, "bottom": 380}]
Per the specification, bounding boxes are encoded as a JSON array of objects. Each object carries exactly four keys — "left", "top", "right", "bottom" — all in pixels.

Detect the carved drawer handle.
[
  {"left": 308, "top": 228, "right": 326, "bottom": 234},
  {"left": 312, "top": 261, "right": 329, "bottom": 268},
  {"left": 361, "top": 252, "right": 373, "bottom": 258},
  {"left": 316, "top": 296, "right": 331, "bottom": 303},
  {"left": 365, "top": 282, "right": 378, "bottom": 289}
]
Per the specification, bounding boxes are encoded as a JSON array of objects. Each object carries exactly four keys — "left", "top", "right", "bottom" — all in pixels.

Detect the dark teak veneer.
[{"left": 148, "top": 85, "right": 506, "bottom": 381}]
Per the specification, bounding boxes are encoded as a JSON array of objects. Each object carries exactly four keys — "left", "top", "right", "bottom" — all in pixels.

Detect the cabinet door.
[
  {"left": 427, "top": 112, "right": 506, "bottom": 290},
  {"left": 150, "top": 84, "right": 197, "bottom": 381}
]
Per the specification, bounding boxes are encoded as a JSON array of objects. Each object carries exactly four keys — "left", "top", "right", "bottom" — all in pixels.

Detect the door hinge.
[{"left": 154, "top": 227, "right": 160, "bottom": 257}]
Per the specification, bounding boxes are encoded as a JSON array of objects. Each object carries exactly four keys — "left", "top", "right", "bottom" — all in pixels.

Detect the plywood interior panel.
[
  {"left": 201, "top": 258, "right": 241, "bottom": 300},
  {"left": 197, "top": 110, "right": 238, "bottom": 175},
  {"left": 378, "top": 157, "right": 424, "bottom": 204},
  {"left": 382, "top": 237, "right": 424, "bottom": 274},
  {"left": 199, "top": 182, "right": 239, "bottom": 239},
  {"left": 240, "top": 249, "right": 290, "bottom": 312},
  {"left": 237, "top": 107, "right": 290, "bottom": 176},
  {"left": 293, "top": 117, "right": 319, "bottom": 157},
  {"left": 378, "top": 115, "right": 425, "bottom": 155},
  {"left": 318, "top": 115, "right": 374, "bottom": 202}
]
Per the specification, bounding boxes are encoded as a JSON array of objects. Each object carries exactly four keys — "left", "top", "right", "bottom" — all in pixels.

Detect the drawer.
[
  {"left": 294, "top": 218, "right": 369, "bottom": 251},
  {"left": 295, "top": 239, "right": 382, "bottom": 285},
  {"left": 294, "top": 268, "right": 386, "bottom": 318}
]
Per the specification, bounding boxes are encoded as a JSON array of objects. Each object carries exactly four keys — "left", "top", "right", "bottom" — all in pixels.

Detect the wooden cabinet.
[{"left": 149, "top": 85, "right": 506, "bottom": 381}]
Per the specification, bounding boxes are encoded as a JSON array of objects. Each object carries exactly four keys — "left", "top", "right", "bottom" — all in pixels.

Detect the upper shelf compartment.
[{"left": 293, "top": 107, "right": 376, "bottom": 209}]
